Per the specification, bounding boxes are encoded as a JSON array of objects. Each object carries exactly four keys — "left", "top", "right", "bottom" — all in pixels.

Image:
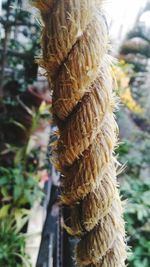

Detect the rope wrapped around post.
[{"left": 34, "top": 0, "right": 127, "bottom": 266}]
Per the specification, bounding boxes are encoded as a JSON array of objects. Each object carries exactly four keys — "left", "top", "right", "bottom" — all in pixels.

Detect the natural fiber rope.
[{"left": 34, "top": 0, "right": 127, "bottom": 266}]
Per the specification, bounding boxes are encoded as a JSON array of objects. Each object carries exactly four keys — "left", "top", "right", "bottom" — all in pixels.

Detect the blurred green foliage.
[
  {"left": 0, "top": 166, "right": 43, "bottom": 220},
  {"left": 123, "top": 178, "right": 150, "bottom": 267},
  {"left": 0, "top": 218, "right": 31, "bottom": 267},
  {"left": 0, "top": 100, "right": 50, "bottom": 265},
  {"left": 117, "top": 140, "right": 150, "bottom": 267}
]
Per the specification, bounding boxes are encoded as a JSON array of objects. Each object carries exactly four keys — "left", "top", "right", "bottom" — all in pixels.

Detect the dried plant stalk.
[{"left": 34, "top": 0, "right": 127, "bottom": 266}]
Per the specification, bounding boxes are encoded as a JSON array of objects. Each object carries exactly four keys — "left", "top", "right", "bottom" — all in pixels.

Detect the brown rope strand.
[{"left": 35, "top": 0, "right": 127, "bottom": 266}]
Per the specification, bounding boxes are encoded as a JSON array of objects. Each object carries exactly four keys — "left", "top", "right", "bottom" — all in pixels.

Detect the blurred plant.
[
  {"left": 0, "top": 101, "right": 51, "bottom": 219},
  {"left": 113, "top": 61, "right": 143, "bottom": 114},
  {"left": 0, "top": 217, "right": 31, "bottom": 267},
  {"left": 118, "top": 2, "right": 150, "bottom": 133},
  {"left": 0, "top": 0, "right": 40, "bottom": 94},
  {"left": 0, "top": 166, "right": 43, "bottom": 224},
  {"left": 0, "top": 99, "right": 51, "bottom": 165},
  {"left": 0, "top": 99, "right": 50, "bottom": 263},
  {"left": 121, "top": 178, "right": 150, "bottom": 267},
  {"left": 117, "top": 134, "right": 150, "bottom": 176},
  {"left": 121, "top": 87, "right": 143, "bottom": 114},
  {"left": 117, "top": 139, "right": 150, "bottom": 267}
]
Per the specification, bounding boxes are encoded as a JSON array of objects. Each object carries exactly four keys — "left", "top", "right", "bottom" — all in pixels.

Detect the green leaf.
[
  {"left": 14, "top": 186, "right": 22, "bottom": 201},
  {"left": 26, "top": 137, "right": 36, "bottom": 155},
  {"left": 0, "top": 177, "right": 9, "bottom": 186},
  {"left": 9, "top": 119, "right": 26, "bottom": 131},
  {"left": 14, "top": 209, "right": 30, "bottom": 233},
  {"left": 14, "top": 148, "right": 25, "bottom": 164},
  {"left": 1, "top": 187, "right": 10, "bottom": 198},
  {"left": 0, "top": 205, "right": 10, "bottom": 219},
  {"left": 137, "top": 206, "right": 148, "bottom": 221},
  {"left": 141, "top": 191, "right": 150, "bottom": 206}
]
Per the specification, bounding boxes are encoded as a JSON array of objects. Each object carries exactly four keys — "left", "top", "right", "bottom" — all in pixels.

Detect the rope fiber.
[{"left": 34, "top": 0, "right": 127, "bottom": 266}]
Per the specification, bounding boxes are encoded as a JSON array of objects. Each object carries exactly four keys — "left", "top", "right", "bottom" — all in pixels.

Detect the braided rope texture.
[{"left": 34, "top": 0, "right": 127, "bottom": 266}]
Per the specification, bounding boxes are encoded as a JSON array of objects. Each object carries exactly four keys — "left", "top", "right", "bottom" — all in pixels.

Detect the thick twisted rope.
[{"left": 34, "top": 0, "right": 127, "bottom": 266}]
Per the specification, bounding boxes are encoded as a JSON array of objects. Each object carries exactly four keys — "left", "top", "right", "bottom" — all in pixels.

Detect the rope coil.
[{"left": 35, "top": 0, "right": 127, "bottom": 265}]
